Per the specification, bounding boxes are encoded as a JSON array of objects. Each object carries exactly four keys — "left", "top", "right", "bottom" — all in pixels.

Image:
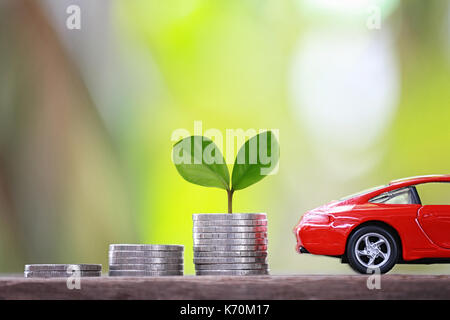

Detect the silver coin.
[
  {"left": 108, "top": 270, "right": 183, "bottom": 277},
  {"left": 193, "top": 245, "right": 268, "bottom": 252},
  {"left": 193, "top": 226, "right": 267, "bottom": 233},
  {"left": 194, "top": 257, "right": 267, "bottom": 264},
  {"left": 25, "top": 264, "right": 102, "bottom": 271},
  {"left": 109, "top": 244, "right": 184, "bottom": 251},
  {"left": 195, "top": 263, "right": 268, "bottom": 270},
  {"left": 195, "top": 269, "right": 270, "bottom": 276},
  {"left": 193, "top": 213, "right": 266, "bottom": 221},
  {"left": 108, "top": 250, "right": 183, "bottom": 258},
  {"left": 193, "top": 232, "right": 267, "bottom": 239},
  {"left": 193, "top": 219, "right": 268, "bottom": 227},
  {"left": 194, "top": 251, "right": 267, "bottom": 258},
  {"left": 108, "top": 257, "right": 184, "bottom": 264},
  {"left": 109, "top": 264, "right": 183, "bottom": 271},
  {"left": 193, "top": 238, "right": 268, "bottom": 245},
  {"left": 24, "top": 271, "right": 101, "bottom": 278}
]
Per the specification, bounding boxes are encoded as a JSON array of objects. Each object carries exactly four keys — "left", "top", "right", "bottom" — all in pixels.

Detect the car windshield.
[
  {"left": 370, "top": 187, "right": 420, "bottom": 205},
  {"left": 339, "top": 185, "right": 387, "bottom": 201}
]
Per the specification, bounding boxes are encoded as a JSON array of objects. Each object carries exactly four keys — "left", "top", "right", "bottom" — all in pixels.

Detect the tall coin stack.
[
  {"left": 24, "top": 264, "right": 102, "bottom": 278},
  {"left": 193, "top": 213, "right": 269, "bottom": 276},
  {"left": 108, "top": 244, "right": 184, "bottom": 276}
]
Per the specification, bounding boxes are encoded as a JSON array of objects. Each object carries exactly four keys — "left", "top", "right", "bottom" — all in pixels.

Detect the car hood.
[{"left": 307, "top": 199, "right": 356, "bottom": 215}]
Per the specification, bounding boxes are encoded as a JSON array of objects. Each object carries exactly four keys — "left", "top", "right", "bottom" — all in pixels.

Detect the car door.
[
  {"left": 416, "top": 182, "right": 450, "bottom": 249},
  {"left": 417, "top": 205, "right": 450, "bottom": 248}
]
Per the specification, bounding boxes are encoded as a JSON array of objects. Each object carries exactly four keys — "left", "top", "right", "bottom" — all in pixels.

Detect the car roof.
[
  {"left": 352, "top": 175, "right": 450, "bottom": 202},
  {"left": 389, "top": 175, "right": 450, "bottom": 186}
]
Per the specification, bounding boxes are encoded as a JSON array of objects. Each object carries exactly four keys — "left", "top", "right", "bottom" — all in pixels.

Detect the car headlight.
[{"left": 302, "top": 213, "right": 331, "bottom": 224}]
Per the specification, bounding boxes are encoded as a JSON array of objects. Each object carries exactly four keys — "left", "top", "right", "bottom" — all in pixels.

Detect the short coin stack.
[
  {"left": 108, "top": 244, "right": 184, "bottom": 276},
  {"left": 193, "top": 213, "right": 269, "bottom": 276},
  {"left": 24, "top": 264, "right": 102, "bottom": 278}
]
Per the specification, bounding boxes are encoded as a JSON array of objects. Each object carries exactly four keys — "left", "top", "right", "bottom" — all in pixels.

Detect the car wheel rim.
[{"left": 354, "top": 232, "right": 391, "bottom": 270}]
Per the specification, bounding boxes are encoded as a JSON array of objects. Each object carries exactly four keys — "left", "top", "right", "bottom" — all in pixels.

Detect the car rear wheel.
[{"left": 346, "top": 225, "right": 399, "bottom": 274}]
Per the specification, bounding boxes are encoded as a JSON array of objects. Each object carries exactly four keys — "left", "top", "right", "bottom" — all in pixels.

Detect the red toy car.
[{"left": 294, "top": 175, "right": 450, "bottom": 273}]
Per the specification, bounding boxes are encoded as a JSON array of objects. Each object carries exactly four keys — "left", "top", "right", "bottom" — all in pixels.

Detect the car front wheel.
[{"left": 346, "top": 225, "right": 399, "bottom": 274}]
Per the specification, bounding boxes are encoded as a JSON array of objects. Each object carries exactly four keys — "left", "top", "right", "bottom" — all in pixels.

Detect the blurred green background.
[{"left": 0, "top": 0, "right": 449, "bottom": 274}]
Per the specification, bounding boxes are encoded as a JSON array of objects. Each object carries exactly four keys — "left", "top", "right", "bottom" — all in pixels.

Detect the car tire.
[{"left": 346, "top": 225, "right": 399, "bottom": 274}]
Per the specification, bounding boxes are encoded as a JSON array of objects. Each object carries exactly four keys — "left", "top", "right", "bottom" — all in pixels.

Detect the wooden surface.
[{"left": 0, "top": 275, "right": 449, "bottom": 299}]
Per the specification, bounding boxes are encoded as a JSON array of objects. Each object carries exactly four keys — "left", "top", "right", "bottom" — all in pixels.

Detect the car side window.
[
  {"left": 370, "top": 187, "right": 417, "bottom": 205},
  {"left": 414, "top": 182, "right": 450, "bottom": 205}
]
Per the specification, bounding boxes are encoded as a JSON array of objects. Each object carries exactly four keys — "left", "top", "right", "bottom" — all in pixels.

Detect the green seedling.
[{"left": 172, "top": 131, "right": 279, "bottom": 213}]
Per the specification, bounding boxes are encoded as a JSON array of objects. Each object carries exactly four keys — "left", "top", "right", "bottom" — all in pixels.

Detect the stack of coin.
[
  {"left": 108, "top": 244, "right": 184, "bottom": 276},
  {"left": 24, "top": 264, "right": 102, "bottom": 278},
  {"left": 193, "top": 213, "right": 269, "bottom": 276}
]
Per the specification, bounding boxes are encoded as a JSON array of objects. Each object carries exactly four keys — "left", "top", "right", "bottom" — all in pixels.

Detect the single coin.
[
  {"left": 195, "top": 269, "right": 269, "bottom": 276},
  {"left": 193, "top": 232, "right": 267, "bottom": 239},
  {"left": 193, "top": 251, "right": 267, "bottom": 258},
  {"left": 108, "top": 250, "right": 183, "bottom": 258},
  {"left": 25, "top": 264, "right": 101, "bottom": 271},
  {"left": 109, "top": 244, "right": 184, "bottom": 251},
  {"left": 108, "top": 270, "right": 183, "bottom": 277},
  {"left": 193, "top": 226, "right": 267, "bottom": 233},
  {"left": 108, "top": 257, "right": 183, "bottom": 265},
  {"left": 193, "top": 220, "right": 267, "bottom": 227},
  {"left": 195, "top": 263, "right": 269, "bottom": 270},
  {"left": 193, "top": 257, "right": 267, "bottom": 264},
  {"left": 24, "top": 271, "right": 101, "bottom": 278},
  {"left": 193, "top": 245, "right": 268, "bottom": 252},
  {"left": 109, "top": 264, "right": 183, "bottom": 271},
  {"left": 193, "top": 213, "right": 266, "bottom": 221},
  {"left": 194, "top": 220, "right": 268, "bottom": 227},
  {"left": 193, "top": 238, "right": 268, "bottom": 245}
]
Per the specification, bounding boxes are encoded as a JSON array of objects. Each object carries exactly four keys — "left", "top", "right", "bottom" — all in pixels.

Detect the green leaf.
[
  {"left": 172, "top": 136, "right": 230, "bottom": 190},
  {"left": 231, "top": 131, "right": 279, "bottom": 191}
]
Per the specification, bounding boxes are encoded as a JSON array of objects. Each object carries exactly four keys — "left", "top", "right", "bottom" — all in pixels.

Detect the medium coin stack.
[
  {"left": 108, "top": 244, "right": 184, "bottom": 276},
  {"left": 24, "top": 264, "right": 102, "bottom": 278},
  {"left": 193, "top": 213, "right": 269, "bottom": 276}
]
